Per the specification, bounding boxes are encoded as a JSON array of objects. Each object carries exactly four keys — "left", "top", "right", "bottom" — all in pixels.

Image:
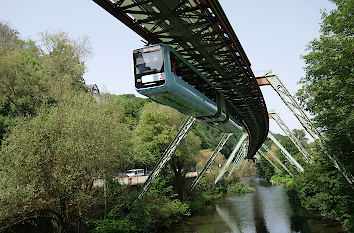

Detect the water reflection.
[
  {"left": 215, "top": 205, "right": 241, "bottom": 233},
  {"left": 165, "top": 176, "right": 345, "bottom": 233},
  {"left": 257, "top": 186, "right": 292, "bottom": 233}
]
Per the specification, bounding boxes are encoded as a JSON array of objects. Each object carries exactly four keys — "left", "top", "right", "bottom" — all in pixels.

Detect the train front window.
[{"left": 134, "top": 48, "right": 164, "bottom": 76}]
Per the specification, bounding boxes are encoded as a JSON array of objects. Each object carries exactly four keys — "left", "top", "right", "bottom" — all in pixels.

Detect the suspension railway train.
[{"left": 134, "top": 44, "right": 243, "bottom": 133}]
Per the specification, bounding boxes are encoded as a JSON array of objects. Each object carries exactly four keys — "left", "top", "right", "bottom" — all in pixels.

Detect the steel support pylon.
[
  {"left": 269, "top": 112, "right": 313, "bottom": 163},
  {"left": 258, "top": 73, "right": 353, "bottom": 186},
  {"left": 190, "top": 133, "right": 233, "bottom": 191},
  {"left": 258, "top": 73, "right": 320, "bottom": 139},
  {"left": 240, "top": 158, "right": 248, "bottom": 173},
  {"left": 257, "top": 151, "right": 281, "bottom": 173},
  {"left": 215, "top": 133, "right": 248, "bottom": 184},
  {"left": 138, "top": 116, "right": 196, "bottom": 199},
  {"left": 227, "top": 141, "right": 247, "bottom": 178},
  {"left": 268, "top": 132, "right": 304, "bottom": 173},
  {"left": 262, "top": 144, "right": 293, "bottom": 177}
]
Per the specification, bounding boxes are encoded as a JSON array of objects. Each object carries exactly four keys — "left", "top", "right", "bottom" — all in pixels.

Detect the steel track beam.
[{"left": 92, "top": 0, "right": 269, "bottom": 158}]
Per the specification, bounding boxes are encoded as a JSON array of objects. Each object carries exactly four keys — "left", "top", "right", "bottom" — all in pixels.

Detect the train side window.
[
  {"left": 171, "top": 51, "right": 216, "bottom": 102},
  {"left": 170, "top": 53, "right": 177, "bottom": 75}
]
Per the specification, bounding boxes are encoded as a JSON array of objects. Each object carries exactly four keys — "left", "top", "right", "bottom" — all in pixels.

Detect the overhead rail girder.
[{"left": 93, "top": 0, "right": 269, "bottom": 158}]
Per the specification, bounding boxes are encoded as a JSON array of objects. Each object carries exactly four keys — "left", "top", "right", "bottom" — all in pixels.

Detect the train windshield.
[{"left": 134, "top": 47, "right": 164, "bottom": 76}]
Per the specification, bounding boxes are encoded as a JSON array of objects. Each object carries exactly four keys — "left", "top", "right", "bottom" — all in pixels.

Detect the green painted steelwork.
[{"left": 93, "top": 0, "right": 269, "bottom": 157}]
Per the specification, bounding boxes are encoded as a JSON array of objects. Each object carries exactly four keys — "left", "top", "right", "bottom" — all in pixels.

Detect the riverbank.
[
  {"left": 267, "top": 174, "right": 350, "bottom": 232},
  {"left": 165, "top": 176, "right": 347, "bottom": 233}
]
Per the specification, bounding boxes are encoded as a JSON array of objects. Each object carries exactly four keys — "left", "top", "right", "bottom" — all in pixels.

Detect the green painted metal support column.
[
  {"left": 268, "top": 132, "right": 304, "bottom": 173},
  {"left": 190, "top": 133, "right": 232, "bottom": 191},
  {"left": 215, "top": 133, "right": 248, "bottom": 184},
  {"left": 138, "top": 116, "right": 196, "bottom": 199},
  {"left": 261, "top": 144, "right": 294, "bottom": 177}
]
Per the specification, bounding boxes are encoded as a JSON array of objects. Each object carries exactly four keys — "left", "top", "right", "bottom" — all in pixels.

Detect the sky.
[{"left": 0, "top": 0, "right": 336, "bottom": 138}]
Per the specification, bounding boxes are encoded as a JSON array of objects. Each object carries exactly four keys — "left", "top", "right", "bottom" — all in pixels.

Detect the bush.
[
  {"left": 271, "top": 174, "right": 294, "bottom": 187},
  {"left": 188, "top": 178, "right": 222, "bottom": 212},
  {"left": 227, "top": 182, "right": 255, "bottom": 194},
  {"left": 89, "top": 177, "right": 190, "bottom": 233}
]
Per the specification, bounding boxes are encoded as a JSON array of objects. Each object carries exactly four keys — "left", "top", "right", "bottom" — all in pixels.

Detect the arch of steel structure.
[{"left": 93, "top": 0, "right": 269, "bottom": 157}]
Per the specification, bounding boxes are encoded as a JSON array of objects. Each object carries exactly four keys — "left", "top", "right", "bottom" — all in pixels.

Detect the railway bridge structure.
[{"left": 92, "top": 0, "right": 353, "bottom": 196}]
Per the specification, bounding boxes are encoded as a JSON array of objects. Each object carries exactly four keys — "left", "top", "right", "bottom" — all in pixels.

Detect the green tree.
[
  {"left": 0, "top": 27, "right": 92, "bottom": 143},
  {"left": 298, "top": 0, "right": 353, "bottom": 172},
  {"left": 258, "top": 155, "right": 275, "bottom": 180},
  {"left": 0, "top": 92, "right": 133, "bottom": 232},
  {"left": 296, "top": 0, "right": 354, "bottom": 230},
  {"left": 0, "top": 22, "right": 19, "bottom": 55},
  {"left": 134, "top": 102, "right": 201, "bottom": 199}
]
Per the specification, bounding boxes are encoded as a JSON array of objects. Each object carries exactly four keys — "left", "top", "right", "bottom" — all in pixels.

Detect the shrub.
[{"left": 227, "top": 182, "right": 255, "bottom": 194}]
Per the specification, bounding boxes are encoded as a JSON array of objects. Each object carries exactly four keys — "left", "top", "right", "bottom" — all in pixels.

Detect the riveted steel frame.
[
  {"left": 269, "top": 112, "right": 313, "bottom": 163},
  {"left": 138, "top": 116, "right": 196, "bottom": 199},
  {"left": 93, "top": 0, "right": 269, "bottom": 157},
  {"left": 190, "top": 132, "right": 232, "bottom": 191},
  {"left": 215, "top": 133, "right": 248, "bottom": 184},
  {"left": 258, "top": 73, "right": 353, "bottom": 186},
  {"left": 261, "top": 144, "right": 293, "bottom": 177}
]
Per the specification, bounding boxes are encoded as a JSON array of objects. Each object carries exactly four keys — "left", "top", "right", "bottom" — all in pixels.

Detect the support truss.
[
  {"left": 190, "top": 133, "right": 232, "bottom": 191},
  {"left": 93, "top": 0, "right": 269, "bottom": 158},
  {"left": 215, "top": 133, "right": 248, "bottom": 184},
  {"left": 227, "top": 141, "right": 247, "bottom": 177},
  {"left": 138, "top": 116, "right": 196, "bottom": 199},
  {"left": 269, "top": 112, "right": 313, "bottom": 163},
  {"left": 268, "top": 132, "right": 304, "bottom": 173},
  {"left": 257, "top": 73, "right": 320, "bottom": 138},
  {"left": 240, "top": 158, "right": 248, "bottom": 173},
  {"left": 261, "top": 144, "right": 293, "bottom": 177},
  {"left": 257, "top": 151, "right": 280, "bottom": 173},
  {"left": 258, "top": 73, "right": 353, "bottom": 186}
]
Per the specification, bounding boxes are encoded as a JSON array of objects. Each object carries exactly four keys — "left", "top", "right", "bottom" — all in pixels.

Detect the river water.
[{"left": 167, "top": 176, "right": 346, "bottom": 233}]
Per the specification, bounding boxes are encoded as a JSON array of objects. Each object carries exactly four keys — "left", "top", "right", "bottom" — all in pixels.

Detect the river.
[{"left": 166, "top": 176, "right": 346, "bottom": 233}]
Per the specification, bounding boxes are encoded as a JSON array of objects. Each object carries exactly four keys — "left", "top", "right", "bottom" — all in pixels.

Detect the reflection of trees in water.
[
  {"left": 258, "top": 186, "right": 292, "bottom": 233},
  {"left": 231, "top": 194, "right": 257, "bottom": 233},
  {"left": 215, "top": 204, "right": 241, "bottom": 233}
]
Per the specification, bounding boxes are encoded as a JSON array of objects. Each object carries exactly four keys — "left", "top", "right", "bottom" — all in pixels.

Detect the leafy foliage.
[
  {"left": 271, "top": 174, "right": 294, "bottom": 187},
  {"left": 295, "top": 1, "right": 354, "bottom": 231},
  {"left": 227, "top": 182, "right": 255, "bottom": 194},
  {"left": 89, "top": 178, "right": 190, "bottom": 233},
  {"left": 0, "top": 91, "right": 133, "bottom": 232}
]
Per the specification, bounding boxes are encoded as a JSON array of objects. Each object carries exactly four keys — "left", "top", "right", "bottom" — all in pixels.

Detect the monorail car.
[{"left": 133, "top": 44, "right": 242, "bottom": 133}]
